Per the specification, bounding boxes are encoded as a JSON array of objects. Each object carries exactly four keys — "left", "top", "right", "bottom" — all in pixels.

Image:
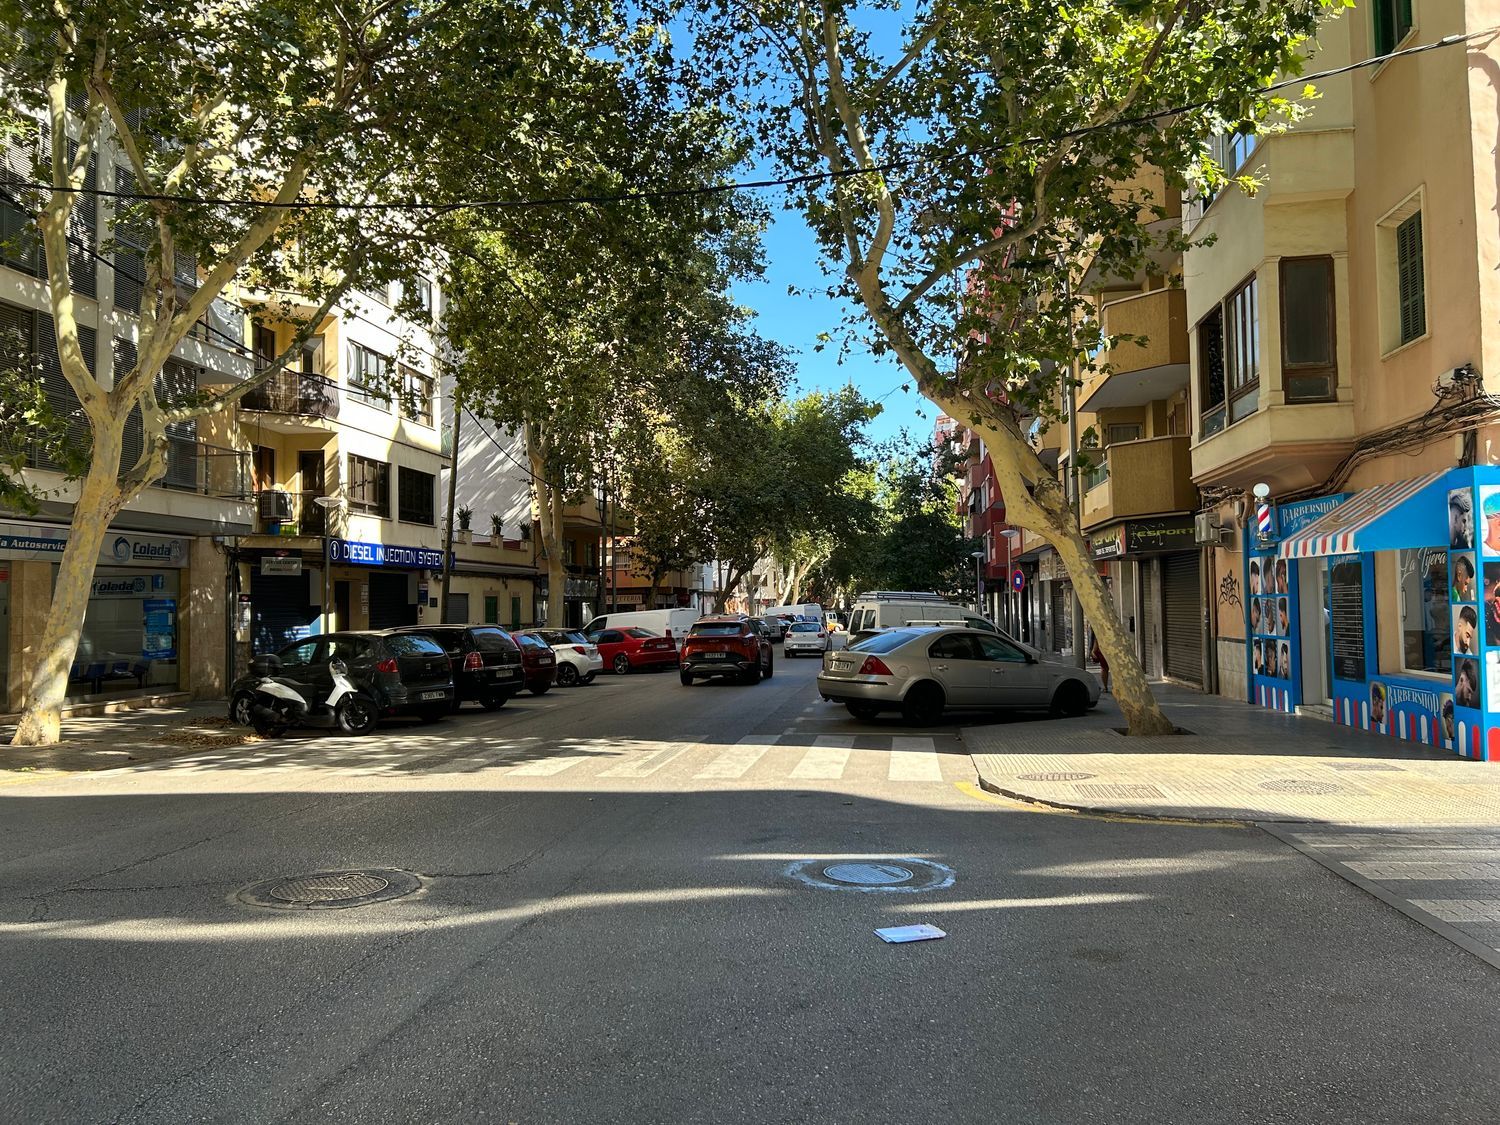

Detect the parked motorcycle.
[{"left": 242, "top": 654, "right": 379, "bottom": 738}]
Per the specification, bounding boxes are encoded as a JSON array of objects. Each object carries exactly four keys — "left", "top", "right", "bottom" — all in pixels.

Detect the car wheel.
[
  {"left": 1051, "top": 680, "right": 1090, "bottom": 718},
  {"left": 743, "top": 662, "right": 762, "bottom": 685},
  {"left": 480, "top": 693, "right": 509, "bottom": 711},
  {"left": 612, "top": 654, "right": 632, "bottom": 675},
  {"left": 556, "top": 663, "right": 579, "bottom": 686},
  {"left": 417, "top": 707, "right": 447, "bottom": 724},
  {"left": 230, "top": 692, "right": 255, "bottom": 727},
  {"left": 901, "top": 682, "right": 944, "bottom": 726},
  {"left": 764, "top": 652, "right": 773, "bottom": 679},
  {"left": 335, "top": 695, "right": 379, "bottom": 735},
  {"left": 680, "top": 671, "right": 693, "bottom": 686},
  {"left": 582, "top": 673, "right": 597, "bottom": 685},
  {"left": 846, "top": 702, "right": 880, "bottom": 721},
  {"left": 528, "top": 684, "right": 551, "bottom": 696}
]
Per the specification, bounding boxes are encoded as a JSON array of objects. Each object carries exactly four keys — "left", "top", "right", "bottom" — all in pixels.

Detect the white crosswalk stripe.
[
  {"left": 507, "top": 753, "right": 597, "bottom": 777},
  {"left": 600, "top": 743, "right": 691, "bottom": 778},
  {"left": 790, "top": 736, "right": 854, "bottom": 779},
  {"left": 695, "top": 738, "right": 774, "bottom": 779},
  {"left": 887, "top": 737, "right": 942, "bottom": 781}
]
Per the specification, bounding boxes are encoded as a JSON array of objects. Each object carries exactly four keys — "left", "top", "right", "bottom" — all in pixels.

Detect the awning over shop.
[{"left": 1278, "top": 470, "right": 1450, "bottom": 559}]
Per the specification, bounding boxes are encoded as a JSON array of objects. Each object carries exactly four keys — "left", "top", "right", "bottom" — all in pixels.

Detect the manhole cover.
[
  {"left": 785, "top": 857, "right": 955, "bottom": 894},
  {"left": 823, "top": 862, "right": 914, "bottom": 886},
  {"left": 1259, "top": 780, "right": 1344, "bottom": 795},
  {"left": 1016, "top": 772, "right": 1097, "bottom": 782},
  {"left": 237, "top": 869, "right": 421, "bottom": 910}
]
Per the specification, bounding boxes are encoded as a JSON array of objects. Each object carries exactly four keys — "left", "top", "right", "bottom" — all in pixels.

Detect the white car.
[
  {"left": 535, "top": 629, "right": 604, "bottom": 686},
  {"left": 783, "top": 621, "right": 831, "bottom": 657}
]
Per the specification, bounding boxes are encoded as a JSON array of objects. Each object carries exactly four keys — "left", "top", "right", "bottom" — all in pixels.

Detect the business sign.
[
  {"left": 142, "top": 598, "right": 178, "bottom": 660},
  {"left": 1124, "top": 518, "right": 1197, "bottom": 555},
  {"left": 0, "top": 523, "right": 189, "bottom": 567},
  {"left": 91, "top": 575, "right": 152, "bottom": 598},
  {"left": 1090, "top": 527, "right": 1125, "bottom": 561},
  {"left": 260, "top": 556, "right": 303, "bottom": 576},
  {"left": 328, "top": 538, "right": 447, "bottom": 570}
]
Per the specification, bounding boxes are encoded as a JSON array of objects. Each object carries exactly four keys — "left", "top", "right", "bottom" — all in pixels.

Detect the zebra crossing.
[{"left": 121, "top": 733, "right": 962, "bottom": 786}]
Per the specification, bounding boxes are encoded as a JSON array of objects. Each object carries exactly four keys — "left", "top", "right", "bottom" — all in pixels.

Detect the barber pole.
[{"left": 1255, "top": 502, "right": 1272, "bottom": 539}]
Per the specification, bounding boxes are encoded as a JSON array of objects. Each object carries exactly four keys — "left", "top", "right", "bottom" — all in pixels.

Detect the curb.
[{"left": 972, "top": 773, "right": 1255, "bottom": 828}]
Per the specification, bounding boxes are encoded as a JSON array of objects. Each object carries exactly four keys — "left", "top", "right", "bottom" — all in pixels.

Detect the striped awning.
[{"left": 1278, "top": 471, "right": 1450, "bottom": 559}]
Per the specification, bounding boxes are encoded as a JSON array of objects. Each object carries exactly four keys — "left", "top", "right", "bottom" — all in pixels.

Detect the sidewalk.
[
  {"left": 0, "top": 699, "right": 255, "bottom": 775},
  {"left": 965, "top": 684, "right": 1500, "bottom": 827}
]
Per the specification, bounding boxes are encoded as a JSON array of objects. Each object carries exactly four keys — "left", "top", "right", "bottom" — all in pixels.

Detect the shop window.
[
  {"left": 348, "top": 454, "right": 390, "bottom": 516},
  {"left": 1399, "top": 547, "right": 1451, "bottom": 675},
  {"left": 66, "top": 567, "right": 180, "bottom": 697},
  {"left": 1279, "top": 257, "right": 1337, "bottom": 402},
  {"left": 1372, "top": 0, "right": 1413, "bottom": 57},
  {"left": 397, "top": 466, "right": 435, "bottom": 525}
]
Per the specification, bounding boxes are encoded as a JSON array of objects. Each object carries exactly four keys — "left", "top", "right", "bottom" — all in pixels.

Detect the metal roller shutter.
[
  {"left": 368, "top": 572, "right": 417, "bottom": 629},
  {"left": 1162, "top": 552, "right": 1204, "bottom": 686},
  {"left": 250, "top": 571, "right": 316, "bottom": 654},
  {"left": 1140, "top": 562, "right": 1160, "bottom": 677}
]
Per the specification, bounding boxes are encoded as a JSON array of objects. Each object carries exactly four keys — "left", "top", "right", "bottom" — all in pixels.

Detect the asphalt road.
[{"left": 3, "top": 657, "right": 1499, "bottom": 1123}]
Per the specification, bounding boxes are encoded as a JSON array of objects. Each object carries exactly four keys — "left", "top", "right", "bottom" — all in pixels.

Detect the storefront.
[
  {"left": 0, "top": 522, "right": 197, "bottom": 705},
  {"left": 1091, "top": 517, "right": 1204, "bottom": 686},
  {"left": 1245, "top": 467, "right": 1500, "bottom": 760},
  {"left": 326, "top": 537, "right": 444, "bottom": 631}
]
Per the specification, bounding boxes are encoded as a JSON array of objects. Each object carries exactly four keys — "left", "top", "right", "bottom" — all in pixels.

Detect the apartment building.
[{"left": 1189, "top": 2, "right": 1500, "bottom": 758}]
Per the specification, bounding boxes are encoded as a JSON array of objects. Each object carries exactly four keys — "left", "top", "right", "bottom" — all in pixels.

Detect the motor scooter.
[{"left": 244, "top": 654, "right": 379, "bottom": 738}]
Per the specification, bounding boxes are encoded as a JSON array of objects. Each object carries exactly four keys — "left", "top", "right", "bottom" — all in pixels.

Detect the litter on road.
[{"left": 874, "top": 924, "right": 946, "bottom": 944}]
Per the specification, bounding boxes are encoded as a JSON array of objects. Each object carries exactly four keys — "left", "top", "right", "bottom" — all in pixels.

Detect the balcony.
[
  {"left": 250, "top": 489, "right": 332, "bottom": 538},
  {"left": 1077, "top": 289, "right": 1189, "bottom": 413},
  {"left": 238, "top": 369, "right": 339, "bottom": 434},
  {"left": 1080, "top": 435, "right": 1196, "bottom": 531}
]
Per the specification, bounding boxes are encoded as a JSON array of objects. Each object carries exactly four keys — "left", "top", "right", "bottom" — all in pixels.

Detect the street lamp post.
[
  {"left": 971, "top": 549, "right": 985, "bottom": 617},
  {"left": 312, "top": 495, "right": 343, "bottom": 635}
]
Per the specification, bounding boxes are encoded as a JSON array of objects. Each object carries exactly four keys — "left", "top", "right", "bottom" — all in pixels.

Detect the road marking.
[
  {"left": 507, "top": 753, "right": 594, "bottom": 777},
  {"left": 888, "top": 737, "right": 942, "bottom": 781},
  {"left": 791, "top": 736, "right": 853, "bottom": 779},
  {"left": 695, "top": 738, "right": 774, "bottom": 779},
  {"left": 600, "top": 743, "right": 690, "bottom": 778}
]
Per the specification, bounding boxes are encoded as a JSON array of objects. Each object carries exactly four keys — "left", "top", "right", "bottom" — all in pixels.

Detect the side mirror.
[{"left": 328, "top": 658, "right": 348, "bottom": 676}]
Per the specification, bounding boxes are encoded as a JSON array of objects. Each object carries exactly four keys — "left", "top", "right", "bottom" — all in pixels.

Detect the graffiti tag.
[{"left": 1217, "top": 573, "right": 1242, "bottom": 608}]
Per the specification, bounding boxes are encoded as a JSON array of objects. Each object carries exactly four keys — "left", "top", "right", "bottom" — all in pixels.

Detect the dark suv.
[
  {"left": 680, "top": 616, "right": 774, "bottom": 685},
  {"left": 387, "top": 625, "right": 525, "bottom": 711},
  {"left": 229, "top": 631, "right": 453, "bottom": 726}
]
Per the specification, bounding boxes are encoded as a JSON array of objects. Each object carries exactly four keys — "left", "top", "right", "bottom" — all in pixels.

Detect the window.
[
  {"left": 1373, "top": 0, "right": 1413, "bottom": 57},
  {"left": 563, "top": 539, "right": 576, "bottom": 566},
  {"left": 278, "top": 640, "right": 320, "bottom": 667},
  {"left": 976, "top": 635, "right": 1028, "bottom": 663},
  {"left": 1399, "top": 547, "right": 1451, "bottom": 676},
  {"left": 400, "top": 364, "right": 434, "bottom": 425},
  {"left": 347, "top": 454, "right": 390, "bottom": 515},
  {"left": 1280, "top": 257, "right": 1337, "bottom": 402},
  {"left": 414, "top": 278, "right": 434, "bottom": 316},
  {"left": 928, "top": 634, "right": 980, "bottom": 660},
  {"left": 1396, "top": 212, "right": 1425, "bottom": 346},
  {"left": 397, "top": 466, "right": 435, "bottom": 525},
  {"left": 1198, "top": 275, "right": 1259, "bottom": 436},
  {"left": 1105, "top": 423, "right": 1142, "bottom": 445},
  {"left": 253, "top": 324, "right": 277, "bottom": 372},
  {"left": 348, "top": 343, "right": 392, "bottom": 409}
]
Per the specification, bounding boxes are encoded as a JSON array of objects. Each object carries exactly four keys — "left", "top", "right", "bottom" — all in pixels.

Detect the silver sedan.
[{"left": 816, "top": 626, "right": 1100, "bottom": 724}]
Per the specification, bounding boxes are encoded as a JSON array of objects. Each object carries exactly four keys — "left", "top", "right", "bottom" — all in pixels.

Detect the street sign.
[{"left": 1011, "top": 569, "right": 1025, "bottom": 592}]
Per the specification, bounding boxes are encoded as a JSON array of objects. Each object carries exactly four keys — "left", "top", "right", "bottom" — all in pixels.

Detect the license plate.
[
  {"left": 539, "top": 656, "right": 553, "bottom": 664},
  {"left": 702, "top": 652, "right": 729, "bottom": 660},
  {"left": 420, "top": 690, "right": 446, "bottom": 700}
]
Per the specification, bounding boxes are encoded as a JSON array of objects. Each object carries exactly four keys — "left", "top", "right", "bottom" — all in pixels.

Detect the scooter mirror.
[{"left": 328, "top": 658, "right": 349, "bottom": 676}]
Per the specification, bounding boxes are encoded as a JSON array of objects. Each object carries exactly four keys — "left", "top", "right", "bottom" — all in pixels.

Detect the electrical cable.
[{"left": 5, "top": 27, "right": 1494, "bottom": 213}]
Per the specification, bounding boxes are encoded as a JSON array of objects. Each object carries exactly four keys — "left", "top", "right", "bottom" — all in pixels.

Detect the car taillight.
[
  {"left": 376, "top": 657, "right": 399, "bottom": 674},
  {"left": 464, "top": 651, "right": 483, "bottom": 671},
  {"left": 817, "top": 632, "right": 826, "bottom": 638},
  {"left": 572, "top": 646, "right": 588, "bottom": 655},
  {"left": 858, "top": 656, "right": 892, "bottom": 676}
]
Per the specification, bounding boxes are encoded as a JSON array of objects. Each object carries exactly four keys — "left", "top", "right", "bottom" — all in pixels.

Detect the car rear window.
[
  {"left": 470, "top": 628, "right": 518, "bottom": 653},
  {"left": 848, "top": 629, "right": 919, "bottom": 654},
  {"left": 383, "top": 635, "right": 444, "bottom": 656},
  {"left": 690, "top": 622, "right": 745, "bottom": 636},
  {"left": 624, "top": 628, "right": 659, "bottom": 638},
  {"left": 790, "top": 622, "right": 820, "bottom": 632},
  {"left": 514, "top": 633, "right": 549, "bottom": 650}
]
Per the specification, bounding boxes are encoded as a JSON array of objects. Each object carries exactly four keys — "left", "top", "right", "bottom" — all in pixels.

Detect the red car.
[
  {"left": 587, "top": 626, "right": 679, "bottom": 675},
  {"left": 508, "top": 631, "right": 558, "bottom": 695},
  {"left": 679, "top": 615, "right": 774, "bottom": 685}
]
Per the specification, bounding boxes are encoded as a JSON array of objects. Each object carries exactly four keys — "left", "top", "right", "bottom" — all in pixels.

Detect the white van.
[
  {"left": 582, "top": 608, "right": 702, "bottom": 649},
  {"left": 846, "top": 591, "right": 996, "bottom": 634},
  {"left": 764, "top": 602, "right": 825, "bottom": 624}
]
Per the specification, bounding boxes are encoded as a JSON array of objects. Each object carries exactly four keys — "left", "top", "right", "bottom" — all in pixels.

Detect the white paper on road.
[
  {"left": 887, "top": 737, "right": 942, "bottom": 781},
  {"left": 875, "top": 924, "right": 947, "bottom": 944},
  {"left": 791, "top": 736, "right": 853, "bottom": 779},
  {"left": 695, "top": 738, "right": 774, "bottom": 779}
]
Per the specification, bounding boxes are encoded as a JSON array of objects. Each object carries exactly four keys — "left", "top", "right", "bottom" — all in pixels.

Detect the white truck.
[
  {"left": 846, "top": 591, "right": 997, "bottom": 634},
  {"left": 763, "top": 602, "right": 825, "bottom": 624},
  {"left": 581, "top": 608, "right": 702, "bottom": 650}
]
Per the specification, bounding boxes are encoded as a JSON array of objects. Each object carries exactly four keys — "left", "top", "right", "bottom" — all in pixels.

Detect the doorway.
[
  {"left": 297, "top": 450, "right": 326, "bottom": 533},
  {"left": 334, "top": 580, "right": 351, "bottom": 633},
  {"left": 1298, "top": 558, "right": 1332, "bottom": 708}
]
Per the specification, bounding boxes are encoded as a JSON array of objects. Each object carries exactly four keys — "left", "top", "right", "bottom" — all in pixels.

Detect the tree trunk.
[
  {"left": 526, "top": 424, "right": 568, "bottom": 628},
  {"left": 714, "top": 562, "right": 746, "bottom": 613},
  {"left": 12, "top": 437, "right": 127, "bottom": 746},
  {"left": 643, "top": 568, "right": 663, "bottom": 611}
]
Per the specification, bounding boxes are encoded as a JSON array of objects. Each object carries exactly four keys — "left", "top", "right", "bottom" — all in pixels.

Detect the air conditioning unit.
[
  {"left": 258, "top": 490, "right": 293, "bottom": 521},
  {"left": 1194, "top": 512, "right": 1231, "bottom": 546}
]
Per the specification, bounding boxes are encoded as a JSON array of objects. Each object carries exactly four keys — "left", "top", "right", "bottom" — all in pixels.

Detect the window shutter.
[
  {"left": 65, "top": 140, "right": 97, "bottom": 297},
  {"left": 112, "top": 166, "right": 147, "bottom": 312},
  {"left": 1396, "top": 212, "right": 1425, "bottom": 344}
]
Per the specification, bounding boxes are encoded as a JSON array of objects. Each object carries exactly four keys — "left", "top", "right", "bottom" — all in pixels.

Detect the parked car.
[
  {"left": 845, "top": 591, "right": 997, "bottom": 634},
  {"left": 816, "top": 625, "right": 1099, "bottom": 724},
  {"left": 387, "top": 624, "right": 524, "bottom": 711},
  {"left": 783, "top": 620, "right": 831, "bottom": 657},
  {"left": 509, "top": 631, "right": 559, "bottom": 695},
  {"left": 763, "top": 602, "right": 826, "bottom": 627},
  {"left": 229, "top": 631, "right": 453, "bottom": 728},
  {"left": 526, "top": 629, "right": 603, "bottom": 686},
  {"left": 582, "top": 608, "right": 701, "bottom": 651},
  {"left": 680, "top": 615, "right": 774, "bottom": 685},
  {"left": 587, "top": 626, "right": 680, "bottom": 675},
  {"left": 758, "top": 615, "right": 791, "bottom": 641}
]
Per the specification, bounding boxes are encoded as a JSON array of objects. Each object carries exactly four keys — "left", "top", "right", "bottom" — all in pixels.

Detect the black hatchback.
[
  {"left": 386, "top": 625, "right": 525, "bottom": 711},
  {"left": 229, "top": 631, "right": 454, "bottom": 727}
]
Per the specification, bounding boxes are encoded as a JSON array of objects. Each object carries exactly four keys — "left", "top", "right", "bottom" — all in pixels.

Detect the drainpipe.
[
  {"left": 1063, "top": 259, "right": 1087, "bottom": 666},
  {"left": 441, "top": 387, "right": 462, "bottom": 624}
]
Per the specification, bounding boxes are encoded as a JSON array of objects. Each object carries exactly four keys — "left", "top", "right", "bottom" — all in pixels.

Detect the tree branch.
[{"left": 865, "top": 18, "right": 944, "bottom": 104}]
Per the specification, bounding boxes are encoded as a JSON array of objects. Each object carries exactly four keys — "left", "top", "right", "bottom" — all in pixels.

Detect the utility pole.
[
  {"left": 441, "top": 385, "right": 462, "bottom": 625},
  {"left": 1062, "top": 259, "right": 1087, "bottom": 667}
]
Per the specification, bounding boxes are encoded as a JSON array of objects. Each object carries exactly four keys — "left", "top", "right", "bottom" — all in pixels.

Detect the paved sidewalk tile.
[{"left": 0, "top": 700, "right": 251, "bottom": 774}]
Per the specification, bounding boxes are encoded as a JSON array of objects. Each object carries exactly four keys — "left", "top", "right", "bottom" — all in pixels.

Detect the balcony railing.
[
  {"left": 240, "top": 369, "right": 339, "bottom": 421},
  {"left": 252, "top": 489, "right": 332, "bottom": 536},
  {"left": 156, "top": 438, "right": 251, "bottom": 499}
]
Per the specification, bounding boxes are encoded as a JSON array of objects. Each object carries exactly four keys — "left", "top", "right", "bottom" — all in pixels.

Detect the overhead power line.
[{"left": 4, "top": 27, "right": 1494, "bottom": 214}]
